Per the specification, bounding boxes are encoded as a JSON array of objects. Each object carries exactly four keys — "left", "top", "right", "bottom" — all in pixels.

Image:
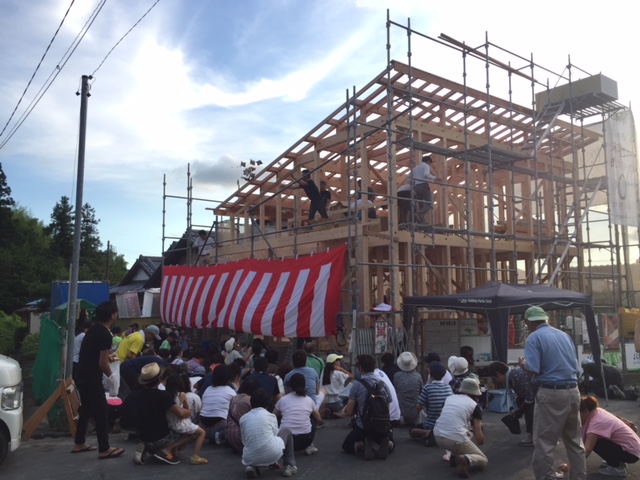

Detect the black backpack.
[{"left": 360, "top": 379, "right": 391, "bottom": 437}]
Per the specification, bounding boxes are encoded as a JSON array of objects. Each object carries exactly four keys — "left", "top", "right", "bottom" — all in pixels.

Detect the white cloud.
[{"left": 1, "top": 0, "right": 639, "bottom": 267}]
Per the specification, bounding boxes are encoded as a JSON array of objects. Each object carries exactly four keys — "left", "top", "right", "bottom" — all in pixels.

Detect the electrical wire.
[
  {"left": 0, "top": 0, "right": 76, "bottom": 140},
  {"left": 91, "top": 0, "right": 161, "bottom": 78},
  {"left": 0, "top": 0, "right": 107, "bottom": 151}
]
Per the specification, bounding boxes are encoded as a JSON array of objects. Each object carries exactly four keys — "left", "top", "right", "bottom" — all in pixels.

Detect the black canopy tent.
[{"left": 402, "top": 282, "right": 600, "bottom": 365}]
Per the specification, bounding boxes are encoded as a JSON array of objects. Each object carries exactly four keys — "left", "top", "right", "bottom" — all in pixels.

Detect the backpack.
[{"left": 360, "top": 379, "right": 391, "bottom": 437}]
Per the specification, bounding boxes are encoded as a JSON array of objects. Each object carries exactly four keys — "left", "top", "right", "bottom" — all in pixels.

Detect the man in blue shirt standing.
[{"left": 523, "top": 306, "right": 586, "bottom": 480}]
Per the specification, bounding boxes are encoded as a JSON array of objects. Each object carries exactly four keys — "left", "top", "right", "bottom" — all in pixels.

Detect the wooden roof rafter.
[{"left": 215, "top": 60, "right": 602, "bottom": 218}]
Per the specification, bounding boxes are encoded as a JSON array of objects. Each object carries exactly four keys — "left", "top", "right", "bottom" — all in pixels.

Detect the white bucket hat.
[
  {"left": 458, "top": 377, "right": 481, "bottom": 396},
  {"left": 396, "top": 352, "right": 418, "bottom": 372},
  {"left": 225, "top": 337, "right": 236, "bottom": 353},
  {"left": 448, "top": 355, "right": 469, "bottom": 376}
]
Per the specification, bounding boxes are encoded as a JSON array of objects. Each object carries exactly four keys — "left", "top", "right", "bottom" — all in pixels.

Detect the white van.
[{"left": 0, "top": 355, "right": 22, "bottom": 466}]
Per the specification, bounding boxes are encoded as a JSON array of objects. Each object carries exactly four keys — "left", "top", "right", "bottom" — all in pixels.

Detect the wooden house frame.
[{"left": 166, "top": 21, "right": 638, "bottom": 352}]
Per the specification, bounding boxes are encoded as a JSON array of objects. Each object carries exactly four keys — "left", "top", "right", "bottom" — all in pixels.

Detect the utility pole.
[{"left": 64, "top": 75, "right": 91, "bottom": 379}]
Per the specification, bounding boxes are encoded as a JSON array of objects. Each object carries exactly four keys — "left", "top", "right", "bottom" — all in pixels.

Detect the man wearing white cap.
[{"left": 523, "top": 306, "right": 585, "bottom": 480}]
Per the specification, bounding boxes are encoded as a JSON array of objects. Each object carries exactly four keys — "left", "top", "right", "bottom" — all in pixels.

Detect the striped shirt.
[{"left": 418, "top": 380, "right": 453, "bottom": 430}]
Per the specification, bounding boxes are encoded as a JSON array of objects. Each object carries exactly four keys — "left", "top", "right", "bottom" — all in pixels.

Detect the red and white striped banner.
[{"left": 160, "top": 245, "right": 346, "bottom": 337}]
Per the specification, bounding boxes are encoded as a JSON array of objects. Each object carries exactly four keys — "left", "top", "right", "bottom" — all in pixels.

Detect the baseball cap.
[
  {"left": 524, "top": 306, "right": 549, "bottom": 322},
  {"left": 326, "top": 353, "right": 343, "bottom": 364},
  {"left": 145, "top": 324, "right": 161, "bottom": 340}
]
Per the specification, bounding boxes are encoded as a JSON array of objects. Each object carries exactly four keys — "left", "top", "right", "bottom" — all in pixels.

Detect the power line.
[
  {"left": 91, "top": 0, "right": 161, "bottom": 78},
  {"left": 0, "top": 0, "right": 76, "bottom": 140},
  {"left": 0, "top": 0, "right": 107, "bottom": 151}
]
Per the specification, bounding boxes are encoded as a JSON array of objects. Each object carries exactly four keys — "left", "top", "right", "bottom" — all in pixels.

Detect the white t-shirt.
[
  {"left": 410, "top": 162, "right": 436, "bottom": 183},
  {"left": 433, "top": 394, "right": 482, "bottom": 443},
  {"left": 194, "top": 235, "right": 214, "bottom": 256},
  {"left": 73, "top": 332, "right": 85, "bottom": 363},
  {"left": 225, "top": 349, "right": 243, "bottom": 365},
  {"left": 275, "top": 393, "right": 315, "bottom": 435},
  {"left": 240, "top": 407, "right": 284, "bottom": 467},
  {"left": 373, "top": 368, "right": 401, "bottom": 421},
  {"left": 324, "top": 370, "right": 349, "bottom": 403},
  {"left": 201, "top": 385, "right": 236, "bottom": 419}
]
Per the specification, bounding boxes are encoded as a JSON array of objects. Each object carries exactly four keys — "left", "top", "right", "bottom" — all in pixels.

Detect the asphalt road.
[{"left": 4, "top": 398, "right": 640, "bottom": 480}]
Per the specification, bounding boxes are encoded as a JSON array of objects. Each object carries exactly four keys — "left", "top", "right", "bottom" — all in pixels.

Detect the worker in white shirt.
[
  {"left": 409, "top": 154, "right": 437, "bottom": 224},
  {"left": 193, "top": 230, "right": 215, "bottom": 265}
]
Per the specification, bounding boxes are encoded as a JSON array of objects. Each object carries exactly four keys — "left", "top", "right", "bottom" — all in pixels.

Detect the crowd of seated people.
[{"left": 74, "top": 319, "right": 639, "bottom": 479}]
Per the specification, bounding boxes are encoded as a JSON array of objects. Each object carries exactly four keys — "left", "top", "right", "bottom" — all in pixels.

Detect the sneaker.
[
  {"left": 246, "top": 466, "right": 259, "bottom": 479},
  {"left": 281, "top": 465, "right": 298, "bottom": 477},
  {"left": 455, "top": 455, "right": 469, "bottom": 479},
  {"left": 214, "top": 431, "right": 224, "bottom": 445},
  {"left": 190, "top": 455, "right": 208, "bottom": 465},
  {"left": 519, "top": 438, "right": 534, "bottom": 447},
  {"left": 599, "top": 464, "right": 627, "bottom": 476},
  {"left": 133, "top": 442, "right": 147, "bottom": 465},
  {"left": 304, "top": 444, "right": 318, "bottom": 455},
  {"left": 153, "top": 450, "right": 180, "bottom": 465}
]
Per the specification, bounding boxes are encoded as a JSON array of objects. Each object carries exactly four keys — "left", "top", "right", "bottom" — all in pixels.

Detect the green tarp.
[{"left": 31, "top": 300, "right": 96, "bottom": 430}]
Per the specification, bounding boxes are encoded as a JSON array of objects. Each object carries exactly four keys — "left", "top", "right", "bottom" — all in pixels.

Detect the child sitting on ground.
[{"left": 165, "top": 373, "right": 207, "bottom": 465}]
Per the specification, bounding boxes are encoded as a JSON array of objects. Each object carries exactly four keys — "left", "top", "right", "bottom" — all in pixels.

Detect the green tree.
[
  {"left": 0, "top": 163, "right": 14, "bottom": 209},
  {"left": 0, "top": 170, "right": 130, "bottom": 312},
  {"left": 47, "top": 196, "right": 74, "bottom": 263},
  {"left": 81, "top": 203, "right": 101, "bottom": 252},
  {"left": 104, "top": 245, "right": 128, "bottom": 285},
  {"left": 0, "top": 207, "right": 63, "bottom": 312},
  {"left": 78, "top": 203, "right": 105, "bottom": 280},
  {"left": 0, "top": 163, "right": 15, "bottom": 245}
]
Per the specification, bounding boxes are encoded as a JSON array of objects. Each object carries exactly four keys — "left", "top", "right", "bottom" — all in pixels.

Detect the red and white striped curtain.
[{"left": 160, "top": 245, "right": 347, "bottom": 337}]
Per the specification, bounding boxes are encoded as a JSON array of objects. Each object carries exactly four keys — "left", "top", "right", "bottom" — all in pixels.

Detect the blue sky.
[{"left": 0, "top": 0, "right": 638, "bottom": 268}]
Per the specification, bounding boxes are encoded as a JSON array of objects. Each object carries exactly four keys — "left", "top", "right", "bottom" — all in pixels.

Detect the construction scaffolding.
[
  {"left": 181, "top": 14, "right": 639, "bottom": 361},
  {"left": 162, "top": 164, "right": 222, "bottom": 266}
]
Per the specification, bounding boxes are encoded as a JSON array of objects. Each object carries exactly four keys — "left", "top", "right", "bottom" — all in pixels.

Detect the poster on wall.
[
  {"left": 425, "top": 319, "right": 459, "bottom": 360},
  {"left": 460, "top": 318, "right": 490, "bottom": 336},
  {"left": 603, "top": 313, "right": 620, "bottom": 351},
  {"left": 374, "top": 320, "right": 388, "bottom": 354},
  {"left": 460, "top": 319, "right": 478, "bottom": 336}
]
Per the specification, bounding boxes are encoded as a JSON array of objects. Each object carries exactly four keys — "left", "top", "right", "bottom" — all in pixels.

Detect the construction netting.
[{"left": 31, "top": 300, "right": 96, "bottom": 430}]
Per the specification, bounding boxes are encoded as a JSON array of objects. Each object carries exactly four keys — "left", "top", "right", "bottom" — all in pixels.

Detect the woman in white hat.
[
  {"left": 321, "top": 354, "right": 353, "bottom": 418},
  {"left": 393, "top": 352, "right": 423, "bottom": 426},
  {"left": 448, "top": 356, "right": 470, "bottom": 393},
  {"left": 224, "top": 337, "right": 253, "bottom": 366}
]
